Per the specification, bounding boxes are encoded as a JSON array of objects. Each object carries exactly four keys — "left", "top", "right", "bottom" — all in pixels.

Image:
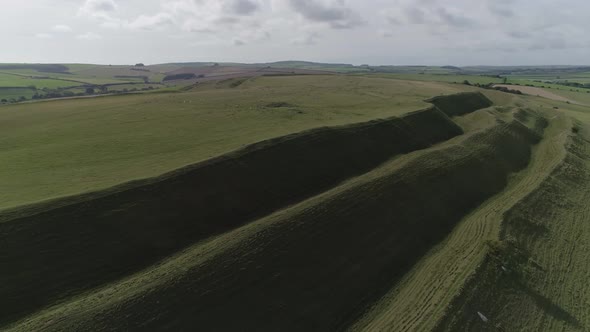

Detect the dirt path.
[
  {"left": 351, "top": 112, "right": 571, "bottom": 331},
  {"left": 493, "top": 84, "right": 584, "bottom": 105}
]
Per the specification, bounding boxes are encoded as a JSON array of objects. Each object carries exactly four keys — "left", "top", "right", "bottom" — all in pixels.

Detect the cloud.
[
  {"left": 79, "top": 0, "right": 118, "bottom": 19},
  {"left": 224, "top": 0, "right": 260, "bottom": 15},
  {"left": 288, "top": 0, "right": 364, "bottom": 29},
  {"left": 405, "top": 7, "right": 426, "bottom": 24},
  {"left": 507, "top": 30, "right": 531, "bottom": 39},
  {"left": 380, "top": 30, "right": 393, "bottom": 38},
  {"left": 385, "top": 2, "right": 475, "bottom": 29},
  {"left": 35, "top": 33, "right": 53, "bottom": 39},
  {"left": 487, "top": 0, "right": 514, "bottom": 18},
  {"left": 52, "top": 25, "right": 72, "bottom": 33},
  {"left": 128, "top": 13, "right": 175, "bottom": 30},
  {"left": 291, "top": 31, "right": 320, "bottom": 45},
  {"left": 435, "top": 8, "right": 475, "bottom": 28},
  {"left": 9, "top": 0, "right": 590, "bottom": 66},
  {"left": 77, "top": 32, "right": 102, "bottom": 40}
]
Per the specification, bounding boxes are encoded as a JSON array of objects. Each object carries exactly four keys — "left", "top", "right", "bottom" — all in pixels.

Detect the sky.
[{"left": 2, "top": 0, "right": 590, "bottom": 66}]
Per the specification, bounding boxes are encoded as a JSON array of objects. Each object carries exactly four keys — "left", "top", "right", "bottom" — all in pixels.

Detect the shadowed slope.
[
  {"left": 0, "top": 101, "right": 474, "bottom": 326},
  {"left": 435, "top": 122, "right": 590, "bottom": 331},
  {"left": 12, "top": 119, "right": 541, "bottom": 332},
  {"left": 428, "top": 92, "right": 493, "bottom": 117}
]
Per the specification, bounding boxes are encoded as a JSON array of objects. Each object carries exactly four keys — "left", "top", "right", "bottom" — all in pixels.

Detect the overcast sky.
[{"left": 2, "top": 0, "right": 589, "bottom": 65}]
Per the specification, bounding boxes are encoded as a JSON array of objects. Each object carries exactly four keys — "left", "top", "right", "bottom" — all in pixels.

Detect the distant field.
[
  {"left": 0, "top": 73, "right": 75, "bottom": 89},
  {"left": 0, "top": 88, "right": 35, "bottom": 100},
  {"left": 369, "top": 73, "right": 504, "bottom": 85},
  {"left": 0, "top": 75, "right": 472, "bottom": 210},
  {"left": 494, "top": 84, "right": 584, "bottom": 105}
]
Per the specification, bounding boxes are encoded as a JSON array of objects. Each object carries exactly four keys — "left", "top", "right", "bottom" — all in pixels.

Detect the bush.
[{"left": 85, "top": 87, "right": 95, "bottom": 94}]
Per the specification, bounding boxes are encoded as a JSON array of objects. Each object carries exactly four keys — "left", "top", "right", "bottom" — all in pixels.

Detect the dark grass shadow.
[
  {"left": 516, "top": 280, "right": 582, "bottom": 328},
  {"left": 511, "top": 217, "right": 550, "bottom": 240}
]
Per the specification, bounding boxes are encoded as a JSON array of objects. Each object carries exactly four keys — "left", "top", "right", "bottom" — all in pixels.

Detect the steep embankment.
[
  {"left": 0, "top": 94, "right": 494, "bottom": 327},
  {"left": 11, "top": 118, "right": 538, "bottom": 332},
  {"left": 428, "top": 92, "right": 494, "bottom": 117},
  {"left": 353, "top": 109, "right": 567, "bottom": 331},
  {"left": 435, "top": 122, "right": 590, "bottom": 331},
  {"left": 5, "top": 94, "right": 549, "bottom": 332}
]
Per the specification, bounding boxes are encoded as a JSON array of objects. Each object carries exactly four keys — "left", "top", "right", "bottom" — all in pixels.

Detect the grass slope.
[
  {"left": 354, "top": 109, "right": 570, "bottom": 331},
  {"left": 3, "top": 73, "right": 590, "bottom": 331},
  {"left": 0, "top": 75, "right": 469, "bottom": 211},
  {"left": 0, "top": 105, "right": 466, "bottom": 325},
  {"left": 3, "top": 95, "right": 543, "bottom": 331},
  {"left": 435, "top": 121, "right": 590, "bottom": 331}
]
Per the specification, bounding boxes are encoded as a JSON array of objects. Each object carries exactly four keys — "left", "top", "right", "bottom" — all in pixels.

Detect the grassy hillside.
[
  {"left": 0, "top": 105, "right": 470, "bottom": 325},
  {"left": 2, "top": 72, "right": 590, "bottom": 331},
  {"left": 0, "top": 75, "right": 471, "bottom": 210},
  {"left": 436, "top": 119, "right": 590, "bottom": 331},
  {"left": 0, "top": 91, "right": 519, "bottom": 330}
]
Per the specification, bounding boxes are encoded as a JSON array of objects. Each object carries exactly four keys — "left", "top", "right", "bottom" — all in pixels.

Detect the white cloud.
[
  {"left": 53, "top": 25, "right": 72, "bottom": 33},
  {"left": 292, "top": 31, "right": 320, "bottom": 45},
  {"left": 287, "top": 0, "right": 365, "bottom": 29},
  {"left": 78, "top": 0, "right": 118, "bottom": 20},
  {"left": 77, "top": 32, "right": 103, "bottom": 40},
  {"left": 35, "top": 33, "right": 53, "bottom": 39},
  {"left": 3, "top": 0, "right": 590, "bottom": 65},
  {"left": 128, "top": 13, "right": 175, "bottom": 30}
]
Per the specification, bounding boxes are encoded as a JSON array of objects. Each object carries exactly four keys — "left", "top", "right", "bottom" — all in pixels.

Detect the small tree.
[
  {"left": 463, "top": 80, "right": 471, "bottom": 86},
  {"left": 0, "top": 99, "right": 7, "bottom": 103},
  {"left": 135, "top": 63, "right": 145, "bottom": 67},
  {"left": 85, "top": 87, "right": 95, "bottom": 94},
  {"left": 18, "top": 96, "right": 26, "bottom": 102}
]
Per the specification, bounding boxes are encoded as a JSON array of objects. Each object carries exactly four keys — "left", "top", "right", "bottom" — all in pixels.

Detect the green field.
[
  {"left": 367, "top": 73, "right": 504, "bottom": 85},
  {"left": 0, "top": 75, "right": 472, "bottom": 210},
  {"left": 2, "top": 70, "right": 590, "bottom": 331},
  {"left": 0, "top": 73, "right": 76, "bottom": 89},
  {"left": 0, "top": 64, "right": 174, "bottom": 101}
]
